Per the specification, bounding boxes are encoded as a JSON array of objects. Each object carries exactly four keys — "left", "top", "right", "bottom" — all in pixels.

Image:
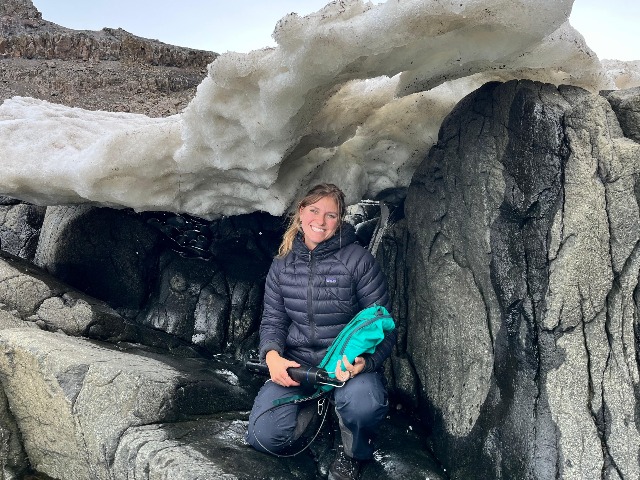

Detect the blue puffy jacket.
[{"left": 258, "top": 222, "right": 395, "bottom": 372}]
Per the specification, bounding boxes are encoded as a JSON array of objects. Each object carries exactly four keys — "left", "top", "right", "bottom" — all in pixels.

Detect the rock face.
[
  {"left": 34, "top": 206, "right": 163, "bottom": 311},
  {"left": 0, "top": 0, "right": 216, "bottom": 116},
  {"left": 30, "top": 206, "right": 285, "bottom": 357},
  {"left": 0, "top": 328, "right": 261, "bottom": 480},
  {"left": 3, "top": 1, "right": 640, "bottom": 479},
  {"left": 605, "top": 86, "right": 640, "bottom": 142},
  {"left": 0, "top": 195, "right": 45, "bottom": 261},
  {"left": 397, "top": 79, "right": 640, "bottom": 479},
  {"left": 0, "top": 0, "right": 40, "bottom": 19}
]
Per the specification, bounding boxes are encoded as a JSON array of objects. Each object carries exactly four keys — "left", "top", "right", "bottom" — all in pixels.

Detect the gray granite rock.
[
  {"left": 113, "top": 410, "right": 445, "bottom": 480},
  {"left": 0, "top": 329, "right": 260, "bottom": 480},
  {"left": 402, "top": 80, "right": 640, "bottom": 479},
  {"left": 605, "top": 86, "right": 640, "bottom": 142},
  {"left": 0, "top": 202, "right": 46, "bottom": 262},
  {"left": 0, "top": 385, "right": 28, "bottom": 479}
]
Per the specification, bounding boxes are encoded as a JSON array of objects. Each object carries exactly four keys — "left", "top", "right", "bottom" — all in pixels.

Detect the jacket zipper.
[
  {"left": 307, "top": 251, "right": 316, "bottom": 347},
  {"left": 338, "top": 317, "right": 377, "bottom": 358},
  {"left": 338, "top": 311, "right": 393, "bottom": 358}
]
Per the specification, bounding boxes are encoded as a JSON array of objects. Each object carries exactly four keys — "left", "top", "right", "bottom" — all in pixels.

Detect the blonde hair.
[{"left": 277, "top": 183, "right": 346, "bottom": 257}]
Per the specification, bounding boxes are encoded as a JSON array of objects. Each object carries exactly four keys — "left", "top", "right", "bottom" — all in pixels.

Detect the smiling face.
[{"left": 299, "top": 195, "right": 340, "bottom": 251}]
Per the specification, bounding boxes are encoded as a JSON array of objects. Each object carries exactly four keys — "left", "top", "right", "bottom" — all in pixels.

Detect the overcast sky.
[{"left": 32, "top": 0, "right": 640, "bottom": 61}]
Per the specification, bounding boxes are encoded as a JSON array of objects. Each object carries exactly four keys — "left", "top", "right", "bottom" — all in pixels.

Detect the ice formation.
[{"left": 0, "top": 0, "right": 636, "bottom": 218}]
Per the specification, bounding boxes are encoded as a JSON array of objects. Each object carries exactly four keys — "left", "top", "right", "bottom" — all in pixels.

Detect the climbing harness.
[{"left": 247, "top": 304, "right": 395, "bottom": 457}]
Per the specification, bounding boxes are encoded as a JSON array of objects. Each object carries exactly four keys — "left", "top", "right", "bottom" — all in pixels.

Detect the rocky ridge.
[{"left": 0, "top": 0, "right": 216, "bottom": 116}]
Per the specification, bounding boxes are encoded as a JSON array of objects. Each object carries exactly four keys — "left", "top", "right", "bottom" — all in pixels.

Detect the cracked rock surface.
[
  {"left": 401, "top": 79, "right": 640, "bottom": 479},
  {"left": 0, "top": 329, "right": 260, "bottom": 480}
]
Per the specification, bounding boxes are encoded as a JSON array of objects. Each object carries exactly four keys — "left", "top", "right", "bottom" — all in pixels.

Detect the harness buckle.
[{"left": 317, "top": 398, "right": 326, "bottom": 416}]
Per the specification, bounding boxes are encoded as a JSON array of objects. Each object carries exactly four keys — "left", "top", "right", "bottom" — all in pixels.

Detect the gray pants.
[{"left": 246, "top": 372, "right": 388, "bottom": 460}]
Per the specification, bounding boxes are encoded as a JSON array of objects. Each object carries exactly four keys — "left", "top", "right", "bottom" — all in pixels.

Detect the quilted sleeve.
[{"left": 258, "top": 257, "right": 291, "bottom": 363}]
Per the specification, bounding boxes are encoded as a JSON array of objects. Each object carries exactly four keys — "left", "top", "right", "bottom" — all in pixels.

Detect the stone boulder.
[
  {"left": 605, "top": 86, "right": 640, "bottom": 142},
  {"left": 0, "top": 249, "right": 214, "bottom": 356},
  {"left": 0, "top": 317, "right": 445, "bottom": 480},
  {"left": 0, "top": 248, "right": 126, "bottom": 336},
  {"left": 399, "top": 80, "right": 640, "bottom": 479},
  {"left": 138, "top": 211, "right": 283, "bottom": 357},
  {"left": 30, "top": 206, "right": 286, "bottom": 357},
  {"left": 34, "top": 205, "right": 163, "bottom": 312},
  {"left": 0, "top": 197, "right": 45, "bottom": 262},
  {"left": 113, "top": 413, "right": 317, "bottom": 480},
  {"left": 0, "top": 328, "right": 260, "bottom": 480},
  {"left": 0, "top": 383, "right": 28, "bottom": 479},
  {"left": 137, "top": 251, "right": 265, "bottom": 356}
]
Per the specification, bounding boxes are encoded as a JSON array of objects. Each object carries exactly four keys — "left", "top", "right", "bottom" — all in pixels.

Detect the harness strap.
[
  {"left": 272, "top": 386, "right": 327, "bottom": 406},
  {"left": 253, "top": 390, "right": 330, "bottom": 458}
]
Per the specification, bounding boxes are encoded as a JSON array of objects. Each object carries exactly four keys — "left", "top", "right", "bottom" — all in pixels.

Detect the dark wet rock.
[
  {"left": 401, "top": 80, "right": 640, "bottom": 479},
  {"left": 373, "top": 187, "right": 408, "bottom": 205},
  {"left": 344, "top": 200, "right": 383, "bottom": 248},
  {"left": 354, "top": 218, "right": 378, "bottom": 247},
  {"left": 0, "top": 196, "right": 22, "bottom": 206},
  {"left": 0, "top": 201, "right": 46, "bottom": 261},
  {"left": 368, "top": 410, "right": 447, "bottom": 480},
  {"left": 365, "top": 199, "right": 420, "bottom": 410},
  {"left": 138, "top": 252, "right": 225, "bottom": 346},
  {"left": 25, "top": 205, "right": 284, "bottom": 358},
  {"left": 144, "top": 211, "right": 283, "bottom": 280},
  {"left": 113, "top": 409, "right": 444, "bottom": 480},
  {"left": 345, "top": 201, "right": 381, "bottom": 226},
  {"left": 137, "top": 250, "right": 265, "bottom": 356},
  {"left": 197, "top": 212, "right": 284, "bottom": 280},
  {"left": 28, "top": 205, "right": 280, "bottom": 345},
  {"left": 34, "top": 205, "right": 163, "bottom": 311},
  {"left": 138, "top": 211, "right": 284, "bottom": 357},
  {"left": 114, "top": 413, "right": 318, "bottom": 480},
  {"left": 0, "top": 248, "right": 127, "bottom": 335},
  {"left": 0, "top": 250, "right": 207, "bottom": 357},
  {"left": 0, "top": 318, "right": 444, "bottom": 479}
]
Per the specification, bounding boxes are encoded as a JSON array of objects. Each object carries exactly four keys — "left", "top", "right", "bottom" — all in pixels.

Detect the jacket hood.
[{"left": 292, "top": 221, "right": 357, "bottom": 259}]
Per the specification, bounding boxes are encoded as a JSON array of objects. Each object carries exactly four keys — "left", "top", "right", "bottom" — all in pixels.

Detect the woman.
[{"left": 246, "top": 183, "right": 396, "bottom": 480}]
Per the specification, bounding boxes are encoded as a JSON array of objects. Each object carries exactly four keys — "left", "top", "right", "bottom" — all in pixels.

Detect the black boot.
[{"left": 328, "top": 448, "right": 362, "bottom": 480}]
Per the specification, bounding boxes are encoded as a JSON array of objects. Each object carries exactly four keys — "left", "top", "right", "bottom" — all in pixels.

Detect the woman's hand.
[
  {"left": 335, "top": 355, "right": 366, "bottom": 382},
  {"left": 265, "top": 350, "right": 301, "bottom": 387}
]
